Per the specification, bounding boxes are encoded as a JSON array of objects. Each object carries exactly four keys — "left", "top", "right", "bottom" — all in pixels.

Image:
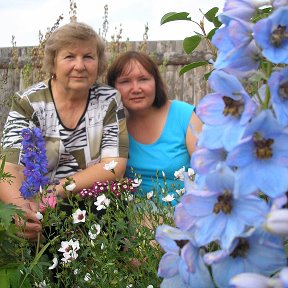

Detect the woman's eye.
[{"left": 118, "top": 80, "right": 129, "bottom": 84}]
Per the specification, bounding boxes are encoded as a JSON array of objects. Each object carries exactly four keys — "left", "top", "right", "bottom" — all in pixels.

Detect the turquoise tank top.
[{"left": 125, "top": 100, "right": 195, "bottom": 201}]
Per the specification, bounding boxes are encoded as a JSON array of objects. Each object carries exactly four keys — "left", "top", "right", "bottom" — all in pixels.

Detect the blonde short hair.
[{"left": 42, "top": 22, "right": 107, "bottom": 77}]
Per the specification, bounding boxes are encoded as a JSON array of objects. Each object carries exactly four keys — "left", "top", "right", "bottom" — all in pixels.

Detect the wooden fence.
[{"left": 0, "top": 40, "right": 212, "bottom": 137}]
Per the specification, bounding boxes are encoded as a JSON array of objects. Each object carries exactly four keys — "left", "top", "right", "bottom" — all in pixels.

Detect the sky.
[{"left": 0, "top": 0, "right": 225, "bottom": 47}]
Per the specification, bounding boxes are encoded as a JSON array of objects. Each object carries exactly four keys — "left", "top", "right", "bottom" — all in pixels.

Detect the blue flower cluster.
[
  {"left": 19, "top": 127, "right": 49, "bottom": 199},
  {"left": 156, "top": 1, "right": 288, "bottom": 287}
]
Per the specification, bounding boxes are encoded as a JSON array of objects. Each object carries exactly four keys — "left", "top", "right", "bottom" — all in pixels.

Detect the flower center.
[
  {"left": 271, "top": 25, "right": 287, "bottom": 47},
  {"left": 213, "top": 190, "right": 233, "bottom": 214},
  {"left": 230, "top": 238, "right": 250, "bottom": 258},
  {"left": 222, "top": 96, "right": 244, "bottom": 117},
  {"left": 175, "top": 240, "right": 189, "bottom": 252},
  {"left": 279, "top": 80, "right": 288, "bottom": 100},
  {"left": 253, "top": 132, "right": 274, "bottom": 159}
]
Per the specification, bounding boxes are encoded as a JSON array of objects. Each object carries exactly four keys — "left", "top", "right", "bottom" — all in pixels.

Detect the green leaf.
[
  {"left": 213, "top": 17, "right": 222, "bottom": 28},
  {"left": 179, "top": 61, "right": 209, "bottom": 75},
  {"left": 204, "top": 7, "right": 222, "bottom": 27},
  {"left": 204, "top": 70, "right": 214, "bottom": 80},
  {"left": 0, "top": 269, "right": 10, "bottom": 288},
  {"left": 160, "top": 12, "right": 191, "bottom": 25},
  {"left": 183, "top": 35, "right": 202, "bottom": 54},
  {"left": 0, "top": 155, "right": 15, "bottom": 183},
  {"left": 204, "top": 7, "right": 219, "bottom": 22},
  {"left": 0, "top": 202, "right": 22, "bottom": 229},
  {"left": 207, "top": 28, "right": 218, "bottom": 40}
]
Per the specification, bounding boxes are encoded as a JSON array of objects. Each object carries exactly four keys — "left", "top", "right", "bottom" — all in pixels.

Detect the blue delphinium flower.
[
  {"left": 253, "top": 6, "right": 288, "bottom": 64},
  {"left": 196, "top": 70, "right": 257, "bottom": 151},
  {"left": 268, "top": 66, "right": 288, "bottom": 126},
  {"left": 191, "top": 147, "right": 227, "bottom": 175},
  {"left": 229, "top": 266, "right": 288, "bottom": 288},
  {"left": 222, "top": 0, "right": 271, "bottom": 21},
  {"left": 175, "top": 165, "right": 269, "bottom": 250},
  {"left": 227, "top": 109, "right": 288, "bottom": 198},
  {"left": 212, "top": 15, "right": 253, "bottom": 53},
  {"left": 204, "top": 228, "right": 286, "bottom": 288},
  {"left": 156, "top": 225, "right": 214, "bottom": 288},
  {"left": 212, "top": 16, "right": 261, "bottom": 77},
  {"left": 19, "top": 127, "right": 49, "bottom": 199},
  {"left": 214, "top": 42, "right": 261, "bottom": 79},
  {"left": 273, "top": 0, "right": 288, "bottom": 9}
]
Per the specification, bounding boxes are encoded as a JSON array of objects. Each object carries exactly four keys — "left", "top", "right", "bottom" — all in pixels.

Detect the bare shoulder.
[{"left": 186, "top": 111, "right": 203, "bottom": 155}]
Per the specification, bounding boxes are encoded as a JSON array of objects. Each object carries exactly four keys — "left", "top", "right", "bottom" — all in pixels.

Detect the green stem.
[
  {"left": 263, "top": 61, "right": 272, "bottom": 110},
  {"left": 36, "top": 232, "right": 40, "bottom": 255},
  {"left": 19, "top": 235, "right": 60, "bottom": 288}
]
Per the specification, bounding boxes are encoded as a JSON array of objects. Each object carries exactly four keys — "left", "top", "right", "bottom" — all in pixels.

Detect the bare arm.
[
  {"left": 0, "top": 162, "right": 42, "bottom": 240},
  {"left": 0, "top": 156, "right": 127, "bottom": 238},
  {"left": 186, "top": 111, "right": 203, "bottom": 156},
  {"left": 55, "top": 157, "right": 127, "bottom": 197}
]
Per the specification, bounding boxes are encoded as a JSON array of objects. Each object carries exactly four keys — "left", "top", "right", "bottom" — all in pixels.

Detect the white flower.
[
  {"left": 88, "top": 223, "right": 101, "bottom": 239},
  {"left": 174, "top": 166, "right": 185, "bottom": 181},
  {"left": 35, "top": 211, "right": 43, "bottom": 220},
  {"left": 132, "top": 178, "right": 142, "bottom": 187},
  {"left": 147, "top": 285, "right": 154, "bottom": 288},
  {"left": 59, "top": 239, "right": 80, "bottom": 262},
  {"left": 72, "top": 209, "right": 86, "bottom": 224},
  {"left": 84, "top": 273, "right": 91, "bottom": 282},
  {"left": 175, "top": 188, "right": 185, "bottom": 196},
  {"left": 125, "top": 194, "right": 134, "bottom": 202},
  {"left": 146, "top": 191, "right": 153, "bottom": 200},
  {"left": 35, "top": 280, "right": 47, "bottom": 288},
  {"left": 126, "top": 285, "right": 133, "bottom": 288},
  {"left": 101, "top": 243, "right": 105, "bottom": 250},
  {"left": 61, "top": 251, "right": 79, "bottom": 263},
  {"left": 74, "top": 269, "right": 79, "bottom": 275},
  {"left": 188, "top": 168, "right": 195, "bottom": 179},
  {"left": 104, "top": 160, "right": 118, "bottom": 171},
  {"left": 94, "top": 194, "right": 111, "bottom": 211},
  {"left": 48, "top": 257, "right": 58, "bottom": 270},
  {"left": 162, "top": 194, "right": 175, "bottom": 202},
  {"left": 66, "top": 182, "right": 76, "bottom": 191}
]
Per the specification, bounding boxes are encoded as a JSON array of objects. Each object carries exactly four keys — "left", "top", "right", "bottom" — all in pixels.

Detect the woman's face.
[
  {"left": 115, "top": 60, "right": 156, "bottom": 113},
  {"left": 53, "top": 40, "right": 98, "bottom": 93}
]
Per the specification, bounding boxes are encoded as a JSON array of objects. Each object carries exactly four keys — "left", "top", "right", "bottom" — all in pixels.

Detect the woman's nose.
[
  {"left": 131, "top": 81, "right": 141, "bottom": 92},
  {"left": 74, "top": 58, "right": 85, "bottom": 71}
]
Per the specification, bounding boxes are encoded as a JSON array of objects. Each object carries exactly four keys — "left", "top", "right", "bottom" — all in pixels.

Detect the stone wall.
[{"left": 0, "top": 40, "right": 212, "bottom": 137}]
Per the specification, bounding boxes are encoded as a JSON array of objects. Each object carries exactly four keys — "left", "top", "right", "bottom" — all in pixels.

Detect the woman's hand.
[{"left": 13, "top": 200, "right": 42, "bottom": 241}]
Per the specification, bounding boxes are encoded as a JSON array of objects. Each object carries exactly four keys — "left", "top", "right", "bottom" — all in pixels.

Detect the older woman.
[
  {"left": 0, "top": 22, "right": 128, "bottom": 239},
  {"left": 107, "top": 51, "right": 202, "bottom": 203}
]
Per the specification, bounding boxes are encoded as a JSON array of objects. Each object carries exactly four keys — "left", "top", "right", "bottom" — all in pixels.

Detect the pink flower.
[{"left": 39, "top": 194, "right": 57, "bottom": 213}]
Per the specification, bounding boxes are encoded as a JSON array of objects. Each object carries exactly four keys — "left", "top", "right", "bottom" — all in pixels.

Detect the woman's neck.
[{"left": 51, "top": 79, "right": 89, "bottom": 104}]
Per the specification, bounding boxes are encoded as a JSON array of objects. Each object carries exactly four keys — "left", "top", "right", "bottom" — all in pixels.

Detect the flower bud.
[
  {"left": 264, "top": 209, "right": 288, "bottom": 237},
  {"left": 229, "top": 272, "right": 280, "bottom": 288}
]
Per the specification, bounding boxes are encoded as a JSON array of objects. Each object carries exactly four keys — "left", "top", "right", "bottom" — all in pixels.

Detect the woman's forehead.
[{"left": 121, "top": 60, "right": 147, "bottom": 76}]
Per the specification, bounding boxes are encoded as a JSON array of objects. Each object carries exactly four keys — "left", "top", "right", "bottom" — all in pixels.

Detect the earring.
[{"left": 51, "top": 74, "right": 56, "bottom": 80}]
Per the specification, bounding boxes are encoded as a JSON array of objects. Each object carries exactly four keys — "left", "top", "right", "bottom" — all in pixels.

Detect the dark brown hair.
[{"left": 106, "top": 51, "right": 168, "bottom": 108}]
